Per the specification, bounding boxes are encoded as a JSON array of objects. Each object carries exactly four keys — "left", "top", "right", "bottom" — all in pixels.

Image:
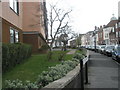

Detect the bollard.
[
  {"left": 85, "top": 62, "right": 88, "bottom": 84},
  {"left": 80, "top": 59, "right": 84, "bottom": 90}
]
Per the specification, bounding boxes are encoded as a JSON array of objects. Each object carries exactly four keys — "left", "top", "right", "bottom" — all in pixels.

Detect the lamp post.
[
  {"left": 94, "top": 34, "right": 96, "bottom": 52},
  {"left": 94, "top": 26, "right": 97, "bottom": 52},
  {"left": 117, "top": 18, "right": 120, "bottom": 45}
]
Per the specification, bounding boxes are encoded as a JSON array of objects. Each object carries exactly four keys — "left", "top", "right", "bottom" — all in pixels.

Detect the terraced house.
[{"left": 0, "top": 0, "right": 48, "bottom": 52}]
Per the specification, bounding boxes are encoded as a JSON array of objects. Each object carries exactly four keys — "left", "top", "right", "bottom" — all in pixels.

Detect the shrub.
[
  {"left": 57, "top": 51, "right": 66, "bottom": 61},
  {"left": 39, "top": 44, "right": 49, "bottom": 51},
  {"left": 4, "top": 79, "right": 39, "bottom": 89},
  {"left": 36, "top": 58, "right": 80, "bottom": 87},
  {"left": 47, "top": 51, "right": 52, "bottom": 61},
  {"left": 2, "top": 43, "right": 32, "bottom": 73},
  {"left": 4, "top": 50, "right": 84, "bottom": 89},
  {"left": 73, "top": 53, "right": 85, "bottom": 60},
  {"left": 2, "top": 43, "right": 10, "bottom": 72}
]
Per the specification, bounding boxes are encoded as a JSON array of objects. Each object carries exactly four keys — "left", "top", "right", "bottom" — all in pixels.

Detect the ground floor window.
[{"left": 10, "top": 27, "right": 19, "bottom": 43}]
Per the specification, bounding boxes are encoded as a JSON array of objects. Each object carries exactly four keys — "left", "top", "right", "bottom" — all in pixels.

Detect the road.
[{"left": 85, "top": 51, "right": 120, "bottom": 89}]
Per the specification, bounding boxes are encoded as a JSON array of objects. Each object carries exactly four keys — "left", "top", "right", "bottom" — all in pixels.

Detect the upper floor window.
[
  {"left": 9, "top": 0, "right": 19, "bottom": 14},
  {"left": 116, "top": 32, "right": 118, "bottom": 37},
  {"left": 118, "top": 22, "right": 120, "bottom": 27},
  {"left": 105, "top": 33, "right": 109, "bottom": 38},
  {"left": 10, "top": 27, "right": 19, "bottom": 43},
  {"left": 116, "top": 23, "right": 118, "bottom": 28},
  {"left": 40, "top": 0, "right": 44, "bottom": 10},
  {"left": 119, "top": 31, "right": 120, "bottom": 37},
  {"left": 112, "top": 27, "right": 115, "bottom": 32}
]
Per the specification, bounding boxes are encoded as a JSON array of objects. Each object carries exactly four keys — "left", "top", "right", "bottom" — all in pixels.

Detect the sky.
[{"left": 46, "top": 0, "right": 120, "bottom": 34}]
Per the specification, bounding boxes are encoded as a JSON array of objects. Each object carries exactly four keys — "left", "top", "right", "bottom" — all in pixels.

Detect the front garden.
[{"left": 2, "top": 43, "right": 86, "bottom": 89}]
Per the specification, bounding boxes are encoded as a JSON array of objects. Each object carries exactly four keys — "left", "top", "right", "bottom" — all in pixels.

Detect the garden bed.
[{"left": 3, "top": 49, "right": 87, "bottom": 89}]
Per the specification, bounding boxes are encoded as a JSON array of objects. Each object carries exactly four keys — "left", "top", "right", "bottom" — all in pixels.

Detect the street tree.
[
  {"left": 48, "top": 4, "right": 72, "bottom": 51},
  {"left": 46, "top": 4, "right": 72, "bottom": 60},
  {"left": 58, "top": 25, "right": 77, "bottom": 51}
]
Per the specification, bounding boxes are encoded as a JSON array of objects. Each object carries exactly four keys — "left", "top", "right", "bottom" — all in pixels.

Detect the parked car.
[
  {"left": 91, "top": 46, "right": 95, "bottom": 51},
  {"left": 96, "top": 45, "right": 100, "bottom": 52},
  {"left": 98, "top": 45, "right": 106, "bottom": 54},
  {"left": 104, "top": 45, "right": 115, "bottom": 56},
  {"left": 112, "top": 45, "right": 120, "bottom": 62}
]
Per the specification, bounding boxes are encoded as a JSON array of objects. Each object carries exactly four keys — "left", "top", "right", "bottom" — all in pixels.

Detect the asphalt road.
[{"left": 85, "top": 51, "right": 120, "bottom": 89}]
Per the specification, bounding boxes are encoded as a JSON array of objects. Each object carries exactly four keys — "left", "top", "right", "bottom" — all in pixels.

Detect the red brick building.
[
  {"left": 1, "top": 1, "right": 23, "bottom": 43},
  {"left": 98, "top": 26, "right": 104, "bottom": 45},
  {"left": 108, "top": 20, "right": 118, "bottom": 45},
  {"left": 1, "top": 0, "right": 48, "bottom": 53}
]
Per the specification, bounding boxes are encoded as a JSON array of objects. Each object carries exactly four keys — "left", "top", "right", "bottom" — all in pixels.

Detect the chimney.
[
  {"left": 95, "top": 26, "right": 97, "bottom": 30},
  {"left": 103, "top": 25, "right": 106, "bottom": 28},
  {"left": 100, "top": 25, "right": 102, "bottom": 28}
]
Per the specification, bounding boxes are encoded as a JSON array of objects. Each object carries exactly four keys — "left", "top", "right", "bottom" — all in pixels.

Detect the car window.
[
  {"left": 107, "top": 46, "right": 114, "bottom": 49},
  {"left": 101, "top": 46, "right": 105, "bottom": 48},
  {"left": 117, "top": 46, "right": 120, "bottom": 53}
]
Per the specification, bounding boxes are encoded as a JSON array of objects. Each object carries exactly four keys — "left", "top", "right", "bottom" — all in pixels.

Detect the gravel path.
[{"left": 67, "top": 49, "right": 76, "bottom": 54}]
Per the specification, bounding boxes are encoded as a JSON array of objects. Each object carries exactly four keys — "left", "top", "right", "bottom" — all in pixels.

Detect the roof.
[{"left": 107, "top": 20, "right": 118, "bottom": 27}]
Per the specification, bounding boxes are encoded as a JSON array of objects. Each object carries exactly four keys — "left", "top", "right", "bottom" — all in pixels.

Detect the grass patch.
[
  {"left": 64, "top": 54, "right": 74, "bottom": 60},
  {"left": 3, "top": 50, "right": 70, "bottom": 84},
  {"left": 3, "top": 49, "right": 85, "bottom": 87}
]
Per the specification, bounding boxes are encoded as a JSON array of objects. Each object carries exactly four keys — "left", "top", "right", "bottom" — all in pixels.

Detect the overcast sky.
[{"left": 46, "top": 0, "right": 120, "bottom": 34}]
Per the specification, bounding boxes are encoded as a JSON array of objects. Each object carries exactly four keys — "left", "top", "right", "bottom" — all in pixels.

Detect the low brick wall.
[
  {"left": 41, "top": 65, "right": 81, "bottom": 90},
  {"left": 41, "top": 50, "right": 89, "bottom": 90}
]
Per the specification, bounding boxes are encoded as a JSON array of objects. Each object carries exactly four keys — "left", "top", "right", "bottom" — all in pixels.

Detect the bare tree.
[
  {"left": 58, "top": 25, "right": 77, "bottom": 51},
  {"left": 48, "top": 4, "right": 72, "bottom": 51}
]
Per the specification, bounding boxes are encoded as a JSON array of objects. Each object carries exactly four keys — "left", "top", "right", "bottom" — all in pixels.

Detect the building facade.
[
  {"left": 117, "top": 1, "right": 120, "bottom": 44},
  {"left": 81, "top": 34, "right": 86, "bottom": 46},
  {"left": 1, "top": 1, "right": 23, "bottom": 43},
  {"left": 98, "top": 26, "right": 104, "bottom": 45},
  {"left": 22, "top": 1, "right": 48, "bottom": 52},
  {"left": 1, "top": 0, "right": 48, "bottom": 53}
]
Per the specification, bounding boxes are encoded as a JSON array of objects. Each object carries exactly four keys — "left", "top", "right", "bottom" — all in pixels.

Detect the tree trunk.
[
  {"left": 63, "top": 41, "right": 67, "bottom": 51},
  {"left": 47, "top": 42, "right": 53, "bottom": 61}
]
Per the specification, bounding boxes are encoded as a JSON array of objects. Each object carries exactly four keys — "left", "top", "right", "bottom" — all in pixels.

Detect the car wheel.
[
  {"left": 115, "top": 56, "right": 118, "bottom": 61},
  {"left": 112, "top": 55, "right": 114, "bottom": 60}
]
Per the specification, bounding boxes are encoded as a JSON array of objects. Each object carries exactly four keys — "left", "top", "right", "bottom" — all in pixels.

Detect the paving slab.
[{"left": 85, "top": 51, "right": 120, "bottom": 89}]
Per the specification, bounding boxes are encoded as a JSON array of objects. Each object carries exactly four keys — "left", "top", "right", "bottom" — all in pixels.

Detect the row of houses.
[
  {"left": 0, "top": 0, "right": 48, "bottom": 53},
  {"left": 81, "top": 15, "right": 120, "bottom": 47},
  {"left": 81, "top": 2, "right": 120, "bottom": 46}
]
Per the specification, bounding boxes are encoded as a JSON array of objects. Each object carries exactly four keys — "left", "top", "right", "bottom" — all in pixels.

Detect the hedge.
[
  {"left": 4, "top": 53, "right": 85, "bottom": 89},
  {"left": 2, "top": 43, "right": 32, "bottom": 73}
]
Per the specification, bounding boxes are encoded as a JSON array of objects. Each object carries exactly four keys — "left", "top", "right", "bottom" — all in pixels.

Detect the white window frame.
[
  {"left": 9, "top": 0, "right": 19, "bottom": 14},
  {"left": 15, "top": 30, "right": 19, "bottom": 42},
  {"left": 116, "top": 23, "right": 118, "bottom": 28},
  {"left": 116, "top": 32, "right": 118, "bottom": 37},
  {"left": 10, "top": 28, "right": 14, "bottom": 43},
  {"left": 10, "top": 27, "right": 19, "bottom": 43}
]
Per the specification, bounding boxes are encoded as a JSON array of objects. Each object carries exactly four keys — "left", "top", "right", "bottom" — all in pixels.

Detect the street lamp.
[
  {"left": 94, "top": 26, "right": 97, "bottom": 52},
  {"left": 118, "top": 18, "right": 120, "bottom": 45}
]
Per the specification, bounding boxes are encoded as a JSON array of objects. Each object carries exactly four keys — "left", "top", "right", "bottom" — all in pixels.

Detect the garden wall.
[{"left": 42, "top": 50, "right": 89, "bottom": 90}]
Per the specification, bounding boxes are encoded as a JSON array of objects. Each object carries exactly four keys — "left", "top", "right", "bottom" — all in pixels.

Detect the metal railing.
[{"left": 80, "top": 50, "right": 89, "bottom": 90}]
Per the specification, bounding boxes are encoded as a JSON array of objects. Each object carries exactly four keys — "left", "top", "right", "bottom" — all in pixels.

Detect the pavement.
[
  {"left": 53, "top": 48, "right": 77, "bottom": 55},
  {"left": 67, "top": 49, "right": 76, "bottom": 54},
  {"left": 85, "top": 51, "right": 120, "bottom": 89}
]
